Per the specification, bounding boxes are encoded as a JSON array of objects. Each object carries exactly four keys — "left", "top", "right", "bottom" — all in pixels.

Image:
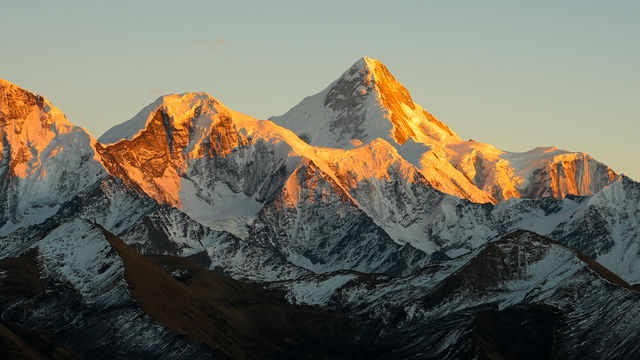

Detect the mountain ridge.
[
  {"left": 2, "top": 59, "right": 640, "bottom": 359},
  {"left": 269, "top": 58, "right": 620, "bottom": 204},
  {"left": 0, "top": 65, "right": 635, "bottom": 277}
]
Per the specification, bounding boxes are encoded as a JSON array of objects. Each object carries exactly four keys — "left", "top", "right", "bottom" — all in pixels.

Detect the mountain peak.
[
  {"left": 0, "top": 78, "right": 71, "bottom": 129},
  {"left": 349, "top": 56, "right": 381, "bottom": 73},
  {"left": 270, "top": 57, "right": 458, "bottom": 149},
  {"left": 99, "top": 92, "right": 223, "bottom": 145},
  {"left": 0, "top": 80, "right": 105, "bottom": 234},
  {"left": 96, "top": 91, "right": 261, "bottom": 207},
  {"left": 339, "top": 56, "right": 400, "bottom": 94}
]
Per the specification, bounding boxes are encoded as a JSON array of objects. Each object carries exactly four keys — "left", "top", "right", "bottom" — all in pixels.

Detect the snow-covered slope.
[
  {"left": 348, "top": 172, "right": 640, "bottom": 284},
  {"left": 118, "top": 204, "right": 309, "bottom": 281},
  {"left": 549, "top": 176, "right": 640, "bottom": 283},
  {"left": 0, "top": 218, "right": 219, "bottom": 359},
  {"left": 0, "top": 79, "right": 106, "bottom": 234},
  {"left": 274, "top": 231, "right": 640, "bottom": 359},
  {"left": 98, "top": 96, "right": 169, "bottom": 145},
  {"left": 270, "top": 57, "right": 457, "bottom": 149}
]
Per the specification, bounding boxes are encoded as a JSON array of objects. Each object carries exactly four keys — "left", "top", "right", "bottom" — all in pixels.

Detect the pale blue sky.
[{"left": 2, "top": 0, "right": 639, "bottom": 179}]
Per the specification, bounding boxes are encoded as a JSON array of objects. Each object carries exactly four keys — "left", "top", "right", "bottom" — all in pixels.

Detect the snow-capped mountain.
[
  {"left": 95, "top": 91, "right": 430, "bottom": 274},
  {"left": 272, "top": 57, "right": 619, "bottom": 204},
  {"left": 270, "top": 57, "right": 457, "bottom": 148},
  {"left": 0, "top": 79, "right": 105, "bottom": 235},
  {"left": 0, "top": 56, "right": 639, "bottom": 360},
  {"left": 97, "top": 92, "right": 318, "bottom": 236}
]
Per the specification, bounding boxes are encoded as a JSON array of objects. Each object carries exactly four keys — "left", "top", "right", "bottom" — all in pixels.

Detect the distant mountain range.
[{"left": 1, "top": 58, "right": 639, "bottom": 359}]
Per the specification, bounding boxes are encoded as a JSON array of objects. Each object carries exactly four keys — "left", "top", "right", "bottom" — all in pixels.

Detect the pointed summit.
[
  {"left": 270, "top": 59, "right": 497, "bottom": 204},
  {"left": 270, "top": 57, "right": 457, "bottom": 149}
]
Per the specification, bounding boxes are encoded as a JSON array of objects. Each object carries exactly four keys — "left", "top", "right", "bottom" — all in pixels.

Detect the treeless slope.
[
  {"left": 0, "top": 249, "right": 45, "bottom": 300},
  {"left": 103, "top": 230, "right": 361, "bottom": 360},
  {"left": 0, "top": 249, "right": 82, "bottom": 360}
]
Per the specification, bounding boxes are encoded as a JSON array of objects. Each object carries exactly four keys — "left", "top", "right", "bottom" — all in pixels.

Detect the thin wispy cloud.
[
  {"left": 189, "top": 38, "right": 227, "bottom": 51},
  {"left": 148, "top": 88, "right": 160, "bottom": 95}
]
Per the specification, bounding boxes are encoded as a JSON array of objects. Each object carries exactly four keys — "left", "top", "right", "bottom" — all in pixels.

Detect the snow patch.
[
  {"left": 281, "top": 273, "right": 358, "bottom": 305},
  {"left": 0, "top": 205, "right": 59, "bottom": 236},
  {"left": 35, "top": 219, "right": 125, "bottom": 304},
  {"left": 179, "top": 178, "right": 262, "bottom": 239}
]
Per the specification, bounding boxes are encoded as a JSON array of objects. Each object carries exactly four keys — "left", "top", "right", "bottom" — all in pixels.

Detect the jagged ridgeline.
[{"left": 0, "top": 58, "right": 639, "bottom": 359}]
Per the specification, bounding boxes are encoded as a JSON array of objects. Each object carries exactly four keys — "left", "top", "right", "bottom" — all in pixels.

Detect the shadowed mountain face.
[
  {"left": 273, "top": 230, "right": 640, "bottom": 359},
  {"left": 4, "top": 224, "right": 640, "bottom": 359},
  {"left": 0, "top": 220, "right": 364, "bottom": 359},
  {"left": 0, "top": 57, "right": 639, "bottom": 359}
]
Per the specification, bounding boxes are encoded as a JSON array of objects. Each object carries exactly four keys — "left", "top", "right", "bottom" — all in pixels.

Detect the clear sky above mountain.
[{"left": 2, "top": 0, "right": 638, "bottom": 179}]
